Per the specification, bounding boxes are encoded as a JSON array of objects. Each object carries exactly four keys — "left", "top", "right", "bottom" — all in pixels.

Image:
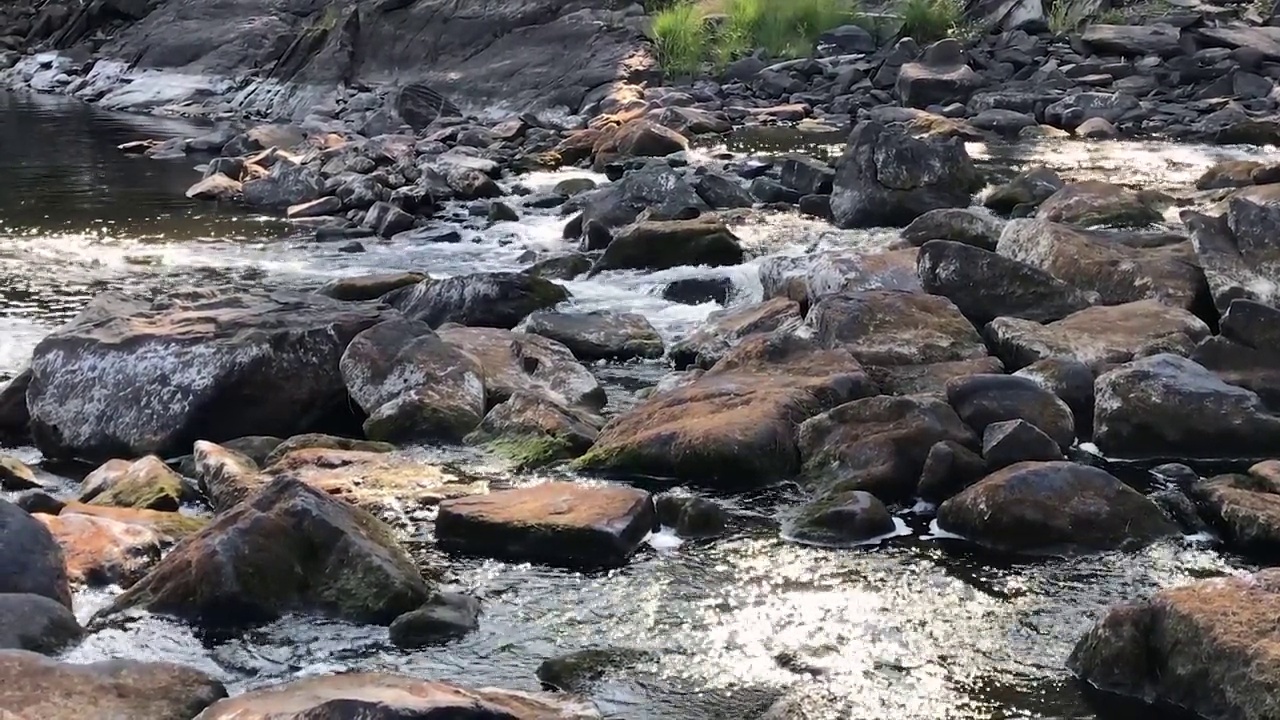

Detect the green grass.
[
  {"left": 652, "top": 2, "right": 709, "bottom": 76},
  {"left": 898, "top": 0, "right": 962, "bottom": 42}
]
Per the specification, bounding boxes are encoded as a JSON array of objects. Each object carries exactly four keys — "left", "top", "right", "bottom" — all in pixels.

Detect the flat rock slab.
[{"left": 436, "top": 482, "right": 655, "bottom": 569}]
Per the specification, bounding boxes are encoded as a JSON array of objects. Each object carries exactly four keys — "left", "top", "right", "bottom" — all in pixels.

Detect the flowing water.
[{"left": 0, "top": 88, "right": 1266, "bottom": 719}]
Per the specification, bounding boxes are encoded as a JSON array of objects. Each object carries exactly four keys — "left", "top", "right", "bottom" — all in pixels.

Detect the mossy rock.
[{"left": 88, "top": 456, "right": 187, "bottom": 512}]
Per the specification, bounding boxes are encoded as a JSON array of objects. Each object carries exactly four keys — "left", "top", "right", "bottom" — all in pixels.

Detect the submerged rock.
[
  {"left": 519, "top": 310, "right": 664, "bottom": 362},
  {"left": 386, "top": 272, "right": 569, "bottom": 329},
  {"left": 654, "top": 494, "right": 727, "bottom": 538},
  {"left": 436, "top": 482, "right": 654, "bottom": 568},
  {"left": 537, "top": 647, "right": 653, "bottom": 694},
  {"left": 0, "top": 595, "right": 82, "bottom": 655},
  {"left": 938, "top": 461, "right": 1177, "bottom": 553},
  {"left": 784, "top": 490, "right": 896, "bottom": 547}
]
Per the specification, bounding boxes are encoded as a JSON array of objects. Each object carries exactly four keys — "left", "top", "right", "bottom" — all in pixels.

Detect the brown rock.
[
  {"left": 466, "top": 391, "right": 604, "bottom": 469},
  {"left": 668, "top": 297, "right": 803, "bottom": 369},
  {"left": 809, "top": 290, "right": 987, "bottom": 367},
  {"left": 438, "top": 325, "right": 606, "bottom": 411},
  {"left": 262, "top": 433, "right": 394, "bottom": 467},
  {"left": 1035, "top": 180, "right": 1164, "bottom": 228},
  {"left": 82, "top": 455, "right": 188, "bottom": 511},
  {"left": 37, "top": 513, "right": 164, "bottom": 587},
  {"left": 866, "top": 357, "right": 1005, "bottom": 396},
  {"left": 0, "top": 454, "right": 40, "bottom": 491},
  {"left": 185, "top": 173, "right": 242, "bottom": 201},
  {"left": 316, "top": 272, "right": 427, "bottom": 301},
  {"left": 1190, "top": 473, "right": 1280, "bottom": 555},
  {"left": 56, "top": 503, "right": 206, "bottom": 541}
]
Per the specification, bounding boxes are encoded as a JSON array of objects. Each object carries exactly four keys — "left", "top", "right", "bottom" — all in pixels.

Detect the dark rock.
[
  {"left": 396, "top": 82, "right": 460, "bottom": 130},
  {"left": 1081, "top": 24, "right": 1182, "bottom": 57},
  {"left": 0, "top": 594, "right": 83, "bottom": 655},
  {"left": 982, "top": 419, "right": 1064, "bottom": 470},
  {"left": 917, "top": 439, "right": 988, "bottom": 504},
  {"left": 1035, "top": 181, "right": 1164, "bottom": 228},
  {"left": 537, "top": 648, "right": 653, "bottom": 694},
  {"left": 525, "top": 252, "right": 594, "bottom": 281},
  {"left": 0, "top": 499, "right": 69, "bottom": 609},
  {"left": 0, "top": 370, "right": 31, "bottom": 445},
  {"left": 1076, "top": 117, "right": 1118, "bottom": 139},
  {"left": 985, "top": 166, "right": 1065, "bottom": 214},
  {"left": 808, "top": 290, "right": 987, "bottom": 367},
  {"left": 759, "top": 249, "right": 923, "bottom": 308},
  {"left": 694, "top": 171, "right": 755, "bottom": 209},
  {"left": 519, "top": 310, "right": 664, "bottom": 362},
  {"left": 783, "top": 490, "right": 896, "bottom": 547},
  {"left": 818, "top": 24, "right": 877, "bottom": 54},
  {"left": 654, "top": 494, "right": 727, "bottom": 537},
  {"left": 661, "top": 277, "right": 734, "bottom": 305},
  {"left": 779, "top": 155, "right": 835, "bottom": 195},
  {"left": 241, "top": 161, "right": 324, "bottom": 210},
  {"left": 1044, "top": 92, "right": 1141, "bottom": 131},
  {"left": 866, "top": 357, "right": 1005, "bottom": 397},
  {"left": 286, "top": 196, "right": 341, "bottom": 219},
  {"left": 896, "top": 39, "right": 984, "bottom": 109},
  {"left": 1013, "top": 356, "right": 1096, "bottom": 439},
  {"left": 488, "top": 200, "right": 519, "bottom": 222},
  {"left": 466, "top": 391, "right": 603, "bottom": 469},
  {"left": 388, "top": 592, "right": 480, "bottom": 647},
  {"left": 0, "top": 455, "right": 39, "bottom": 491},
  {"left": 669, "top": 298, "right": 803, "bottom": 369},
  {"left": 589, "top": 218, "right": 745, "bottom": 275},
  {"left": 386, "top": 272, "right": 568, "bottom": 329},
  {"left": 363, "top": 201, "right": 414, "bottom": 237},
  {"left": 946, "top": 373, "right": 1075, "bottom": 450},
  {"left": 577, "top": 164, "right": 708, "bottom": 233},
  {"left": 1184, "top": 193, "right": 1280, "bottom": 312},
  {"left": 1190, "top": 472, "right": 1280, "bottom": 554},
  {"left": 750, "top": 177, "right": 801, "bottom": 204},
  {"left": 901, "top": 208, "right": 1003, "bottom": 250}
]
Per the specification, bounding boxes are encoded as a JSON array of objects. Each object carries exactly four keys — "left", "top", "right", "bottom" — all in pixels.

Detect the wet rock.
[
  {"left": 0, "top": 650, "right": 226, "bottom": 719},
  {"left": 537, "top": 648, "right": 652, "bottom": 694},
  {"left": 388, "top": 592, "right": 480, "bottom": 647},
  {"left": 437, "top": 482, "right": 654, "bottom": 568},
  {"left": 946, "top": 373, "right": 1075, "bottom": 451},
  {"left": 340, "top": 318, "right": 485, "bottom": 442},
  {"left": 192, "top": 440, "right": 261, "bottom": 512},
  {"left": 26, "top": 289, "right": 391, "bottom": 462},
  {"left": 1082, "top": 23, "right": 1181, "bottom": 57},
  {"left": 750, "top": 177, "right": 801, "bottom": 204},
  {"left": 576, "top": 164, "right": 707, "bottom": 233},
  {"left": 982, "top": 419, "right": 1065, "bottom": 470},
  {"left": 901, "top": 208, "right": 1003, "bottom": 250},
  {"left": 588, "top": 218, "right": 745, "bottom": 275},
  {"left": 0, "top": 499, "right": 71, "bottom": 609},
  {"left": 1184, "top": 194, "right": 1280, "bottom": 312},
  {"left": 387, "top": 272, "right": 568, "bottom": 329},
  {"left": 316, "top": 272, "right": 426, "bottom": 301},
  {"left": 262, "top": 433, "right": 394, "bottom": 468},
  {"left": 984, "top": 166, "right": 1064, "bottom": 214},
  {"left": 14, "top": 491, "right": 63, "bottom": 516},
  {"left": 465, "top": 391, "right": 603, "bottom": 469},
  {"left": 1013, "top": 356, "right": 1096, "bottom": 439},
  {"left": 286, "top": 196, "right": 342, "bottom": 219},
  {"left": 830, "top": 120, "right": 982, "bottom": 228},
  {"left": 197, "top": 673, "right": 598, "bottom": 719},
  {"left": 488, "top": 200, "right": 519, "bottom": 223},
  {"left": 0, "top": 370, "right": 30, "bottom": 445},
  {"left": 1076, "top": 117, "right": 1118, "bottom": 140},
  {"left": 1095, "top": 354, "right": 1280, "bottom": 460},
  {"left": 1044, "top": 92, "right": 1140, "bottom": 131},
  {"left": 798, "top": 395, "right": 976, "bottom": 501},
  {"left": 808, "top": 290, "right": 987, "bottom": 367},
  {"left": 938, "top": 461, "right": 1177, "bottom": 553},
  {"left": 1192, "top": 299, "right": 1280, "bottom": 410},
  {"left": 438, "top": 325, "right": 606, "bottom": 411},
  {"left": 525, "top": 252, "right": 594, "bottom": 280},
  {"left": 896, "top": 39, "right": 984, "bottom": 109},
  {"left": 1035, "top": 181, "right": 1163, "bottom": 228},
  {"left": 661, "top": 277, "right": 734, "bottom": 305},
  {"left": 985, "top": 300, "right": 1211, "bottom": 371},
  {"left": 82, "top": 455, "right": 188, "bottom": 511},
  {"left": 97, "top": 477, "right": 432, "bottom": 626},
  {"left": 918, "top": 240, "right": 1096, "bottom": 325},
  {"left": 917, "top": 439, "right": 988, "bottom": 504},
  {"left": 36, "top": 512, "right": 164, "bottom": 588},
  {"left": 519, "top": 310, "right": 664, "bottom": 362},
  {"left": 668, "top": 297, "right": 803, "bottom": 369},
  {"left": 654, "top": 106, "right": 733, "bottom": 135},
  {"left": 693, "top": 170, "right": 755, "bottom": 209},
  {"left": 779, "top": 155, "right": 835, "bottom": 195},
  {"left": 363, "top": 201, "right": 415, "bottom": 238},
  {"left": 185, "top": 173, "right": 242, "bottom": 201},
  {"left": 1068, "top": 569, "right": 1280, "bottom": 720},
  {"left": 996, "top": 219, "right": 1205, "bottom": 310},
  {"left": 760, "top": 249, "right": 924, "bottom": 308},
  {"left": 654, "top": 494, "right": 727, "bottom": 537},
  {"left": 0, "top": 594, "right": 82, "bottom": 655},
  {"left": 1190, "top": 472, "right": 1280, "bottom": 554},
  {"left": 241, "top": 161, "right": 324, "bottom": 210},
  {"left": 0, "top": 454, "right": 39, "bottom": 491},
  {"left": 594, "top": 119, "right": 688, "bottom": 165},
  {"left": 866, "top": 356, "right": 1005, "bottom": 396},
  {"left": 783, "top": 490, "right": 895, "bottom": 547}
]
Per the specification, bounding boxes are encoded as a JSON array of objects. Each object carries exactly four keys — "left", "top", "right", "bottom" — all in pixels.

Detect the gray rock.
[
  {"left": 661, "top": 277, "right": 734, "bottom": 305},
  {"left": 519, "top": 310, "right": 664, "bottom": 362},
  {"left": 778, "top": 155, "right": 835, "bottom": 195},
  {"left": 386, "top": 272, "right": 569, "bottom": 329},
  {"left": 241, "top": 161, "right": 324, "bottom": 210},
  {"left": 363, "top": 201, "right": 415, "bottom": 237},
  {"left": 1081, "top": 24, "right": 1182, "bottom": 58},
  {"left": 982, "top": 419, "right": 1065, "bottom": 470},
  {"left": 0, "top": 594, "right": 83, "bottom": 655},
  {"left": 1044, "top": 92, "right": 1140, "bottom": 131},
  {"left": 669, "top": 298, "right": 803, "bottom": 369},
  {"left": 901, "top": 208, "right": 1004, "bottom": 250},
  {"left": 0, "top": 500, "right": 71, "bottom": 611},
  {"left": 388, "top": 592, "right": 480, "bottom": 647},
  {"left": 576, "top": 164, "right": 708, "bottom": 234},
  {"left": 693, "top": 171, "right": 755, "bottom": 209},
  {"left": 896, "top": 39, "right": 984, "bottom": 109},
  {"left": 985, "top": 166, "right": 1065, "bottom": 214},
  {"left": 783, "top": 490, "right": 896, "bottom": 546},
  {"left": 589, "top": 218, "right": 744, "bottom": 275},
  {"left": 1184, "top": 194, "right": 1280, "bottom": 313}
]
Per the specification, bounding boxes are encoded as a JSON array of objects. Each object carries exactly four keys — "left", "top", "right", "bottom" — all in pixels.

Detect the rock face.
[
  {"left": 0, "top": 499, "right": 71, "bottom": 609},
  {"left": 436, "top": 482, "right": 654, "bottom": 568},
  {"left": 830, "top": 121, "right": 982, "bottom": 228},
  {"left": 97, "top": 477, "right": 431, "bottom": 626},
  {"left": 519, "top": 310, "right": 665, "bottom": 362},
  {"left": 1184, "top": 195, "right": 1280, "bottom": 312},
  {"left": 589, "top": 218, "right": 745, "bottom": 274},
  {"left": 938, "top": 461, "right": 1177, "bottom": 553},
  {"left": 1095, "top": 354, "right": 1280, "bottom": 460},
  {"left": 387, "top": 273, "right": 568, "bottom": 330},
  {"left": 1069, "top": 569, "right": 1280, "bottom": 720},
  {"left": 808, "top": 290, "right": 987, "bottom": 367},
  {"left": 26, "top": 289, "right": 390, "bottom": 461},
  {"left": 195, "top": 673, "right": 600, "bottom": 719},
  {"left": 0, "top": 650, "right": 227, "bottom": 720},
  {"left": 0, "top": 595, "right": 83, "bottom": 655}
]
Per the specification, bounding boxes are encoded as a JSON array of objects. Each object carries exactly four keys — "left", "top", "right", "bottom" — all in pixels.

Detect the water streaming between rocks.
[{"left": 0, "top": 87, "right": 1266, "bottom": 719}]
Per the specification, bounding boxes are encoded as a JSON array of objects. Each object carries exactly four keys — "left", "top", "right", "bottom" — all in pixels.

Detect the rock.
[
  {"left": 1044, "top": 92, "right": 1140, "bottom": 131},
  {"left": 387, "top": 272, "right": 568, "bottom": 329},
  {"left": 537, "top": 647, "right": 652, "bottom": 694},
  {"left": 808, "top": 290, "right": 987, "bottom": 367},
  {"left": 36, "top": 512, "right": 164, "bottom": 588},
  {"left": 438, "top": 325, "right": 606, "bottom": 411},
  {"left": 982, "top": 419, "right": 1065, "bottom": 470},
  {"left": 286, "top": 196, "right": 342, "bottom": 219},
  {"left": 1068, "top": 569, "right": 1280, "bottom": 720},
  {"left": 0, "top": 370, "right": 30, "bottom": 445},
  {"left": 525, "top": 252, "right": 594, "bottom": 280},
  {"left": 15, "top": 492, "right": 65, "bottom": 516},
  {"left": 82, "top": 455, "right": 188, "bottom": 511},
  {"left": 0, "top": 455, "right": 39, "bottom": 491},
  {"left": 1191, "top": 299, "right": 1280, "bottom": 410},
  {"left": 185, "top": 173, "right": 241, "bottom": 201},
  {"left": 969, "top": 109, "right": 1037, "bottom": 135},
  {"left": 1095, "top": 354, "right": 1280, "bottom": 460},
  {"left": 653, "top": 494, "right": 727, "bottom": 537},
  {"left": 946, "top": 373, "right": 1076, "bottom": 451},
  {"left": 778, "top": 155, "right": 835, "bottom": 195},
  {"left": 1190, "top": 473, "right": 1280, "bottom": 554},
  {"left": 466, "top": 391, "right": 603, "bottom": 468},
  {"left": 865, "top": 357, "right": 1006, "bottom": 397},
  {"left": 363, "top": 201, "right": 415, "bottom": 238},
  {"left": 797, "top": 395, "right": 976, "bottom": 501},
  {"left": 1076, "top": 117, "right": 1118, "bottom": 139},
  {"left": 595, "top": 120, "right": 687, "bottom": 164},
  {"left": 783, "top": 490, "right": 896, "bottom": 547},
  {"left": 1184, "top": 195, "right": 1280, "bottom": 312},
  {"left": 192, "top": 440, "right": 262, "bottom": 512},
  {"left": 917, "top": 439, "right": 988, "bottom": 504},
  {"left": 661, "top": 277, "right": 734, "bottom": 305},
  {"left": 316, "top": 272, "right": 427, "bottom": 301},
  {"left": 896, "top": 39, "right": 984, "bottom": 109},
  {"left": 939, "top": 461, "right": 1177, "bottom": 552},
  {"left": 0, "top": 650, "right": 226, "bottom": 719},
  {"left": 1082, "top": 23, "right": 1181, "bottom": 57},
  {"left": 0, "top": 595, "right": 82, "bottom": 655},
  {"left": 396, "top": 82, "right": 460, "bottom": 130},
  {"left": 196, "top": 673, "right": 599, "bottom": 719},
  {"left": 488, "top": 200, "right": 519, "bottom": 223},
  {"left": 984, "top": 166, "right": 1064, "bottom": 214},
  {"left": 339, "top": 318, "right": 486, "bottom": 443},
  {"left": 575, "top": 164, "right": 708, "bottom": 234},
  {"left": 96, "top": 477, "right": 431, "bottom": 626},
  {"left": 901, "top": 208, "right": 1003, "bottom": 250},
  {"left": 1035, "top": 181, "right": 1163, "bottom": 228},
  {"left": 588, "top": 218, "right": 745, "bottom": 275},
  {"left": 436, "top": 482, "right": 654, "bottom": 568},
  {"left": 241, "top": 161, "right": 324, "bottom": 209},
  {"left": 0, "top": 499, "right": 71, "bottom": 609},
  {"left": 917, "top": 240, "right": 1096, "bottom": 325},
  {"left": 693, "top": 170, "right": 755, "bottom": 210},
  {"left": 441, "top": 165, "right": 501, "bottom": 200},
  {"left": 262, "top": 434, "right": 393, "bottom": 468},
  {"left": 1195, "top": 160, "right": 1280, "bottom": 190},
  {"left": 996, "top": 219, "right": 1205, "bottom": 310},
  {"left": 830, "top": 121, "right": 982, "bottom": 228},
  {"left": 388, "top": 592, "right": 480, "bottom": 647},
  {"left": 654, "top": 106, "right": 732, "bottom": 136},
  {"left": 519, "top": 311, "right": 664, "bottom": 362},
  {"left": 668, "top": 297, "right": 803, "bottom": 369},
  {"left": 27, "top": 289, "right": 391, "bottom": 461},
  {"left": 1013, "top": 356, "right": 1096, "bottom": 439}
]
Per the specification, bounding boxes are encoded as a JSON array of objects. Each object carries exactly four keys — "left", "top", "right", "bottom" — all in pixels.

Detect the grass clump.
[
  {"left": 897, "top": 0, "right": 963, "bottom": 43},
  {"left": 652, "top": 2, "right": 710, "bottom": 76}
]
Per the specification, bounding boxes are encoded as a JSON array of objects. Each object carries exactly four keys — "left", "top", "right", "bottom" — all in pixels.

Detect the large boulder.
[
  {"left": 589, "top": 218, "right": 745, "bottom": 275},
  {"left": 1035, "top": 181, "right": 1163, "bottom": 228},
  {"left": 26, "top": 289, "right": 390, "bottom": 461},
  {"left": 0, "top": 499, "right": 71, "bottom": 609},
  {"left": 1184, "top": 192, "right": 1280, "bottom": 312},
  {"left": 385, "top": 272, "right": 568, "bottom": 329},
  {"left": 1190, "top": 470, "right": 1280, "bottom": 555},
  {"left": 437, "top": 325, "right": 606, "bottom": 410},
  {"left": 0, "top": 650, "right": 226, "bottom": 720},
  {"left": 0, "top": 370, "right": 30, "bottom": 445},
  {"left": 519, "top": 310, "right": 664, "bottom": 362},
  {"left": 339, "top": 318, "right": 486, "bottom": 442},
  {"left": 1094, "top": 354, "right": 1280, "bottom": 460},
  {"left": 996, "top": 219, "right": 1206, "bottom": 310},
  {"left": 830, "top": 121, "right": 982, "bottom": 228},
  {"left": 668, "top": 298, "right": 803, "bottom": 369},
  {"left": 895, "top": 39, "right": 984, "bottom": 109},
  {"left": 1069, "top": 569, "right": 1280, "bottom": 720},
  {"left": 917, "top": 240, "right": 1095, "bottom": 325},
  {"left": 96, "top": 477, "right": 432, "bottom": 626},
  {"left": 866, "top": 356, "right": 1005, "bottom": 397},
  {"left": 808, "top": 290, "right": 988, "bottom": 367},
  {"left": 436, "top": 482, "right": 654, "bottom": 568},
  {"left": 195, "top": 673, "right": 599, "bottom": 719},
  {"left": 985, "top": 300, "right": 1211, "bottom": 371},
  {"left": 938, "top": 461, "right": 1177, "bottom": 553},
  {"left": 901, "top": 208, "right": 1004, "bottom": 250},
  {"left": 1043, "top": 92, "right": 1140, "bottom": 131}
]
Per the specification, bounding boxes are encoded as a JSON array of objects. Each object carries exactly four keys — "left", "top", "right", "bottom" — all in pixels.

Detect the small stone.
[
  {"left": 982, "top": 419, "right": 1065, "bottom": 470},
  {"left": 783, "top": 490, "right": 895, "bottom": 547},
  {"left": 389, "top": 592, "right": 481, "bottom": 648},
  {"left": 0, "top": 455, "right": 40, "bottom": 491}
]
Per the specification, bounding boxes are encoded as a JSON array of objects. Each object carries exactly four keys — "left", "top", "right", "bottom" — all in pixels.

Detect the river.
[{"left": 0, "top": 87, "right": 1261, "bottom": 719}]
